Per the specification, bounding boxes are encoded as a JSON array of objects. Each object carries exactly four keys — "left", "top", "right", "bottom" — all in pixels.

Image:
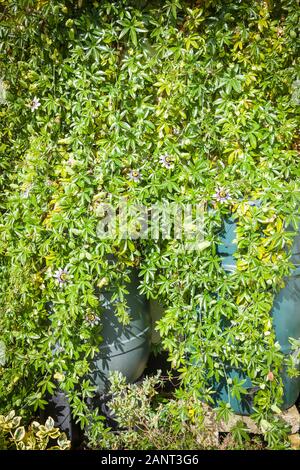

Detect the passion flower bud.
[
  {"left": 66, "top": 19, "right": 74, "bottom": 28},
  {"left": 54, "top": 372, "right": 65, "bottom": 382},
  {"left": 267, "top": 371, "right": 274, "bottom": 381},
  {"left": 97, "top": 277, "right": 109, "bottom": 288}
]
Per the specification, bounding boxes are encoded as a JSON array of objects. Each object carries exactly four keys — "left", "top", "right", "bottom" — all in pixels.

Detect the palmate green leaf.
[
  {"left": 231, "top": 79, "right": 242, "bottom": 93},
  {"left": 231, "top": 421, "right": 250, "bottom": 445},
  {"left": 130, "top": 28, "right": 138, "bottom": 47},
  {"left": 195, "top": 240, "right": 211, "bottom": 252},
  {"left": 119, "top": 27, "right": 130, "bottom": 40},
  {"left": 249, "top": 133, "right": 257, "bottom": 149}
]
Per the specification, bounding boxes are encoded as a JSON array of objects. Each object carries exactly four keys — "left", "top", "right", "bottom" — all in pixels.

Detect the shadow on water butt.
[{"left": 40, "top": 390, "right": 83, "bottom": 449}]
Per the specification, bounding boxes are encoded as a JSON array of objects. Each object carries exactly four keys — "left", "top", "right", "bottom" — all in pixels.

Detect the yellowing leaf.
[
  {"left": 236, "top": 259, "right": 248, "bottom": 271},
  {"left": 257, "top": 246, "right": 266, "bottom": 260}
]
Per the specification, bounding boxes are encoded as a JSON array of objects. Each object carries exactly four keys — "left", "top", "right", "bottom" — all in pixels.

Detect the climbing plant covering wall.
[{"left": 0, "top": 0, "right": 299, "bottom": 447}]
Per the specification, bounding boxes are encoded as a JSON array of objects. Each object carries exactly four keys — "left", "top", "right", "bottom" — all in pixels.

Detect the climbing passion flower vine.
[{"left": 0, "top": 0, "right": 299, "bottom": 447}]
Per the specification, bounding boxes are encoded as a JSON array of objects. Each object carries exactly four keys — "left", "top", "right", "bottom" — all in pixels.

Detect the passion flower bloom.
[
  {"left": 22, "top": 185, "right": 32, "bottom": 199},
  {"left": 67, "top": 157, "right": 76, "bottom": 166},
  {"left": 30, "top": 96, "right": 41, "bottom": 112},
  {"left": 128, "top": 169, "right": 141, "bottom": 182},
  {"left": 159, "top": 154, "right": 174, "bottom": 169},
  {"left": 53, "top": 371, "right": 66, "bottom": 382},
  {"left": 53, "top": 342, "right": 65, "bottom": 355},
  {"left": 85, "top": 311, "right": 101, "bottom": 326},
  {"left": 213, "top": 187, "right": 231, "bottom": 203},
  {"left": 54, "top": 268, "right": 69, "bottom": 285}
]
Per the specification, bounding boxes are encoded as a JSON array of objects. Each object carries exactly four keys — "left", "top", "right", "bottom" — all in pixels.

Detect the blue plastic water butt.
[{"left": 214, "top": 216, "right": 300, "bottom": 414}]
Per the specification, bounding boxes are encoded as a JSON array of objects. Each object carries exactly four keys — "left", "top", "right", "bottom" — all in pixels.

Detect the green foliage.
[
  {"left": 230, "top": 420, "right": 251, "bottom": 446},
  {"left": 88, "top": 371, "right": 209, "bottom": 450},
  {"left": 0, "top": 410, "right": 70, "bottom": 450},
  {"left": 0, "top": 0, "right": 299, "bottom": 449}
]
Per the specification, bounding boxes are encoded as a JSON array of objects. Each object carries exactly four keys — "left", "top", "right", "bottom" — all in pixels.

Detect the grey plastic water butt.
[
  {"left": 88, "top": 271, "right": 152, "bottom": 395},
  {"left": 46, "top": 270, "right": 151, "bottom": 438}
]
